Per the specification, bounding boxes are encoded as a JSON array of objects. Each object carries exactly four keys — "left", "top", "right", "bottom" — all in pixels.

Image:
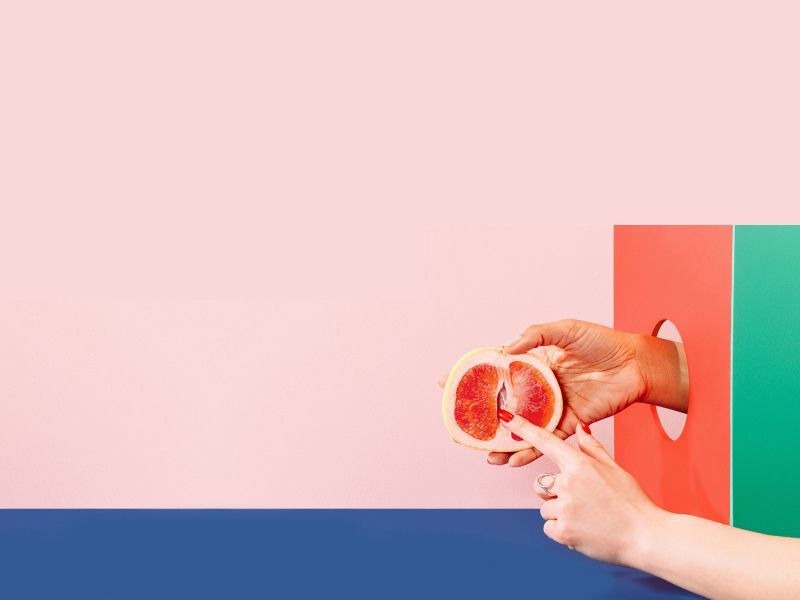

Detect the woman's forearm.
[
  {"left": 634, "top": 334, "right": 689, "bottom": 412},
  {"left": 630, "top": 510, "right": 800, "bottom": 599}
]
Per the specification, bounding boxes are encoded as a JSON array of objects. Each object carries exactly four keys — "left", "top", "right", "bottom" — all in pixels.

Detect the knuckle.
[
  {"left": 522, "top": 325, "right": 546, "bottom": 346},
  {"left": 560, "top": 529, "right": 575, "bottom": 546},
  {"left": 573, "top": 456, "right": 592, "bottom": 472},
  {"left": 510, "top": 455, "right": 533, "bottom": 468},
  {"left": 621, "top": 470, "right": 640, "bottom": 487},
  {"left": 558, "top": 318, "right": 578, "bottom": 334},
  {"left": 543, "top": 520, "right": 559, "bottom": 540},
  {"left": 562, "top": 318, "right": 584, "bottom": 340}
]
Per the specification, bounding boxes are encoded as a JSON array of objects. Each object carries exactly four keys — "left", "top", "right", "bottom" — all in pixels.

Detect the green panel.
[{"left": 732, "top": 225, "right": 800, "bottom": 536}]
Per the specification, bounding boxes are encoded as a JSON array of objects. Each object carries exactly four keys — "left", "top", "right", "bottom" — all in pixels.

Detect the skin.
[
  {"left": 440, "top": 318, "right": 800, "bottom": 597},
  {"left": 502, "top": 414, "right": 800, "bottom": 600},
  {"left": 438, "top": 318, "right": 689, "bottom": 466}
]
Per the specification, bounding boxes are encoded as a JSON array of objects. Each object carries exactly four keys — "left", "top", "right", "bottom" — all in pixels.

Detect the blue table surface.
[{"left": 0, "top": 509, "right": 701, "bottom": 599}]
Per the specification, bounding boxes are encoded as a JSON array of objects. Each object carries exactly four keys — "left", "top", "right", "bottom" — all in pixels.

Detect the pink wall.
[
  {"left": 0, "top": 225, "right": 611, "bottom": 508},
  {"left": 2, "top": 1, "right": 800, "bottom": 507}
]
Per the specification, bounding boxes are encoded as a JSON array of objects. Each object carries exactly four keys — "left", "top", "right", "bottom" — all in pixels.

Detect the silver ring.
[{"left": 536, "top": 473, "right": 558, "bottom": 497}]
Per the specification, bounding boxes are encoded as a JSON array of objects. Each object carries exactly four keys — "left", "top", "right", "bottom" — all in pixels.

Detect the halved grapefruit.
[{"left": 442, "top": 348, "right": 563, "bottom": 452}]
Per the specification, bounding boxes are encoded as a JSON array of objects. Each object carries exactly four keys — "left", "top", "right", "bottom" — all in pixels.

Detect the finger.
[
  {"left": 574, "top": 421, "right": 615, "bottom": 466},
  {"left": 514, "top": 346, "right": 557, "bottom": 370},
  {"left": 508, "top": 448, "right": 542, "bottom": 468},
  {"left": 539, "top": 498, "right": 562, "bottom": 520},
  {"left": 498, "top": 412, "right": 580, "bottom": 469},
  {"left": 502, "top": 319, "right": 581, "bottom": 354},
  {"left": 534, "top": 480, "right": 559, "bottom": 500},
  {"left": 492, "top": 428, "right": 571, "bottom": 468},
  {"left": 534, "top": 471, "right": 561, "bottom": 499},
  {"left": 487, "top": 452, "right": 511, "bottom": 465},
  {"left": 500, "top": 341, "right": 549, "bottom": 360},
  {"left": 437, "top": 373, "right": 448, "bottom": 388},
  {"left": 510, "top": 427, "right": 571, "bottom": 467},
  {"left": 535, "top": 488, "right": 557, "bottom": 500},
  {"left": 543, "top": 519, "right": 565, "bottom": 544}
]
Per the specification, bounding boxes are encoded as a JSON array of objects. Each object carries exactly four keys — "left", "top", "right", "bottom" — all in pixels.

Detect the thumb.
[
  {"left": 574, "top": 421, "right": 614, "bottom": 466},
  {"left": 503, "top": 319, "right": 580, "bottom": 354}
]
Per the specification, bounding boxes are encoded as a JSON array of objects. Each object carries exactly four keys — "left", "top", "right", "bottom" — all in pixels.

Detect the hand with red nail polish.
[
  {"left": 500, "top": 413, "right": 800, "bottom": 600},
  {"left": 498, "top": 411, "right": 661, "bottom": 568},
  {"left": 440, "top": 322, "right": 800, "bottom": 599}
]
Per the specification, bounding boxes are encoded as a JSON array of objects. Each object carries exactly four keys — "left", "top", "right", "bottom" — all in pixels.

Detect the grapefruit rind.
[{"left": 442, "top": 347, "right": 563, "bottom": 452}]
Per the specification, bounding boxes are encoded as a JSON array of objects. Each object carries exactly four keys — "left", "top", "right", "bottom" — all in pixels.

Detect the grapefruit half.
[{"left": 442, "top": 348, "right": 563, "bottom": 452}]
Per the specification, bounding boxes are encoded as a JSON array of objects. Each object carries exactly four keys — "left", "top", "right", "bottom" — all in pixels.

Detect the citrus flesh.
[{"left": 443, "top": 348, "right": 563, "bottom": 452}]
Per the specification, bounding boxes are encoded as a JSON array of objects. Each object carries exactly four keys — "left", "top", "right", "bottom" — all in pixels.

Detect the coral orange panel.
[{"left": 614, "top": 226, "right": 731, "bottom": 524}]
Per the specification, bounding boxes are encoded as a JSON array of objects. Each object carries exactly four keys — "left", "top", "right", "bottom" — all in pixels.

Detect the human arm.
[
  {"left": 636, "top": 510, "right": 800, "bottom": 600},
  {"left": 634, "top": 331, "right": 688, "bottom": 413},
  {"left": 500, "top": 412, "right": 800, "bottom": 600}
]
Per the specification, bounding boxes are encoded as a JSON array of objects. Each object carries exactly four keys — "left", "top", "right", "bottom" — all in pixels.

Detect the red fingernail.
[
  {"left": 497, "top": 409, "right": 514, "bottom": 423},
  {"left": 579, "top": 419, "right": 591, "bottom": 434},
  {"left": 511, "top": 433, "right": 523, "bottom": 441}
]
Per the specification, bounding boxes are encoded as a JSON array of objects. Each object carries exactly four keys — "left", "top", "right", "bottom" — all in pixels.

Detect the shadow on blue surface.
[{"left": 0, "top": 509, "right": 701, "bottom": 599}]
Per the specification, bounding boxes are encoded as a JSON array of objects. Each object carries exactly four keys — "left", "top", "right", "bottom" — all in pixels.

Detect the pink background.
[{"left": 1, "top": 2, "right": 799, "bottom": 507}]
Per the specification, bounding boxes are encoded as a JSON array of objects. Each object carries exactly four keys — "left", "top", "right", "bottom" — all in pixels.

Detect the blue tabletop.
[{"left": 0, "top": 509, "right": 701, "bottom": 599}]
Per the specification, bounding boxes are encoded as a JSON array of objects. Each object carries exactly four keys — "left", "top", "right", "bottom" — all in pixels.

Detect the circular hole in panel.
[{"left": 653, "top": 320, "right": 688, "bottom": 441}]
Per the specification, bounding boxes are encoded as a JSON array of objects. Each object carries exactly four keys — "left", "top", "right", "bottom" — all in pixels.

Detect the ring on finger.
[{"left": 536, "top": 473, "right": 558, "bottom": 497}]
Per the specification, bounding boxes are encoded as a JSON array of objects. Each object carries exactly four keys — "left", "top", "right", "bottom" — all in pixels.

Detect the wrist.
[
  {"left": 621, "top": 504, "right": 674, "bottom": 571},
  {"left": 631, "top": 333, "right": 658, "bottom": 404},
  {"left": 631, "top": 333, "right": 688, "bottom": 413}
]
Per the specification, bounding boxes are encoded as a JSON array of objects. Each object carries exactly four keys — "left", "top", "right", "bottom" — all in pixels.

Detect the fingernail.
[
  {"left": 498, "top": 409, "right": 514, "bottom": 423},
  {"left": 579, "top": 419, "right": 591, "bottom": 434},
  {"left": 511, "top": 433, "right": 523, "bottom": 441},
  {"left": 502, "top": 337, "right": 521, "bottom": 347}
]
